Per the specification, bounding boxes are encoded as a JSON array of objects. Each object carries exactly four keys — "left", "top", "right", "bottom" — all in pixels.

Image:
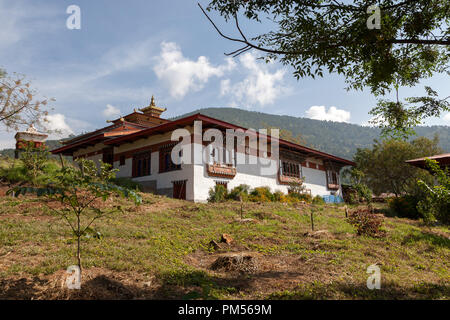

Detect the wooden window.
[
  {"left": 102, "top": 147, "right": 114, "bottom": 166},
  {"left": 281, "top": 160, "right": 301, "bottom": 178},
  {"left": 132, "top": 152, "right": 151, "bottom": 177},
  {"left": 159, "top": 146, "right": 181, "bottom": 173},
  {"left": 119, "top": 155, "right": 126, "bottom": 166},
  {"left": 326, "top": 169, "right": 340, "bottom": 186}
]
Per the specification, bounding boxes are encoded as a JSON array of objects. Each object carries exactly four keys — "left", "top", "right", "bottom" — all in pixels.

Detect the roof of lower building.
[{"left": 405, "top": 153, "right": 450, "bottom": 169}]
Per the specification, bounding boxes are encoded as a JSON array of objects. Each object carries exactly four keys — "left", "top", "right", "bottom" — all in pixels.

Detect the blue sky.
[{"left": 0, "top": 0, "right": 449, "bottom": 148}]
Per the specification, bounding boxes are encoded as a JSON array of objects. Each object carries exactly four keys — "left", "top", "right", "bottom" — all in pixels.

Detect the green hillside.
[{"left": 179, "top": 108, "right": 450, "bottom": 159}]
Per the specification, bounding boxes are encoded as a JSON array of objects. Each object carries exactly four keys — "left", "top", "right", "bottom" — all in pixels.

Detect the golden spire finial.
[{"left": 138, "top": 95, "right": 166, "bottom": 117}]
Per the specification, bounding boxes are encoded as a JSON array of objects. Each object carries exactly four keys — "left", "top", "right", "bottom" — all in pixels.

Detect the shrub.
[
  {"left": 312, "top": 195, "right": 325, "bottom": 205},
  {"left": 387, "top": 195, "right": 421, "bottom": 219},
  {"left": 272, "top": 190, "right": 285, "bottom": 202},
  {"left": 227, "top": 184, "right": 250, "bottom": 201},
  {"left": 0, "top": 158, "right": 61, "bottom": 185},
  {"left": 288, "top": 192, "right": 312, "bottom": 203},
  {"left": 208, "top": 184, "right": 228, "bottom": 202},
  {"left": 0, "top": 161, "right": 28, "bottom": 183},
  {"left": 354, "top": 183, "right": 372, "bottom": 204},
  {"left": 417, "top": 159, "right": 450, "bottom": 225},
  {"left": 347, "top": 208, "right": 385, "bottom": 237},
  {"left": 249, "top": 186, "right": 274, "bottom": 202}
]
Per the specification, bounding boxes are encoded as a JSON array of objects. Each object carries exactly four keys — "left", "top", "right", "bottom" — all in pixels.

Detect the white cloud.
[
  {"left": 220, "top": 52, "right": 288, "bottom": 107},
  {"left": 444, "top": 113, "right": 450, "bottom": 123},
  {"left": 44, "top": 113, "right": 74, "bottom": 137},
  {"left": 0, "top": 0, "right": 59, "bottom": 55},
  {"left": 103, "top": 104, "right": 121, "bottom": 119},
  {"left": 305, "top": 106, "right": 351, "bottom": 123},
  {"left": 154, "top": 42, "right": 235, "bottom": 99}
]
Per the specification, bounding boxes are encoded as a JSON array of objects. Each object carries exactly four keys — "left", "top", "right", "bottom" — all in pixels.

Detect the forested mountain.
[{"left": 179, "top": 107, "right": 450, "bottom": 159}]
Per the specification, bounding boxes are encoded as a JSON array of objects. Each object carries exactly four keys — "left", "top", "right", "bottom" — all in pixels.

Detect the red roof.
[
  {"left": 52, "top": 113, "right": 355, "bottom": 166},
  {"left": 405, "top": 153, "right": 450, "bottom": 169}
]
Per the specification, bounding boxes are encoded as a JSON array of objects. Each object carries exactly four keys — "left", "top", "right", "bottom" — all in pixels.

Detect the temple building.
[
  {"left": 51, "top": 97, "right": 354, "bottom": 202},
  {"left": 14, "top": 125, "right": 48, "bottom": 159}
]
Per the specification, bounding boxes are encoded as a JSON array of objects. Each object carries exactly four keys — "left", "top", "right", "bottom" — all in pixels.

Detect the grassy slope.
[{"left": 0, "top": 191, "right": 448, "bottom": 300}]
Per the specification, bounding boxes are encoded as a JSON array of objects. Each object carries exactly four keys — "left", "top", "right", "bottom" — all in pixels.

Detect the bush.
[
  {"left": 249, "top": 186, "right": 274, "bottom": 202},
  {"left": 347, "top": 208, "right": 385, "bottom": 237},
  {"left": 272, "top": 190, "right": 285, "bottom": 202},
  {"left": 0, "top": 158, "right": 61, "bottom": 185},
  {"left": 227, "top": 184, "right": 250, "bottom": 201},
  {"left": 287, "top": 192, "right": 312, "bottom": 203},
  {"left": 417, "top": 159, "right": 450, "bottom": 225},
  {"left": 0, "top": 161, "right": 28, "bottom": 183},
  {"left": 112, "top": 177, "right": 142, "bottom": 191},
  {"left": 208, "top": 184, "right": 228, "bottom": 202},
  {"left": 387, "top": 195, "right": 421, "bottom": 219},
  {"left": 312, "top": 195, "right": 325, "bottom": 205}
]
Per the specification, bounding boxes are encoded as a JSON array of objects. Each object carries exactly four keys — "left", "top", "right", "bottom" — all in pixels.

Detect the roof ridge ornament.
[
  {"left": 150, "top": 95, "right": 156, "bottom": 107},
  {"left": 138, "top": 95, "right": 167, "bottom": 118}
]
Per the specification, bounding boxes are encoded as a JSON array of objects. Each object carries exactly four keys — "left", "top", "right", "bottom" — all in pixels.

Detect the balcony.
[
  {"left": 278, "top": 174, "right": 303, "bottom": 185},
  {"left": 207, "top": 163, "right": 236, "bottom": 178}
]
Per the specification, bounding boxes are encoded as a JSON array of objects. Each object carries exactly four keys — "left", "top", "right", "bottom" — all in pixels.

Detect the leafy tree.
[
  {"left": 202, "top": 1, "right": 450, "bottom": 136},
  {"left": 8, "top": 159, "right": 142, "bottom": 273},
  {"left": 417, "top": 159, "right": 450, "bottom": 225},
  {"left": 0, "top": 71, "right": 52, "bottom": 131},
  {"left": 351, "top": 136, "right": 442, "bottom": 196},
  {"left": 19, "top": 141, "right": 51, "bottom": 184},
  {"left": 370, "top": 86, "right": 450, "bottom": 138}
]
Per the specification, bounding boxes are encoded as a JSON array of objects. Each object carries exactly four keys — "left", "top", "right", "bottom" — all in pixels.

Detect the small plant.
[
  {"left": 347, "top": 208, "right": 385, "bottom": 237},
  {"left": 208, "top": 184, "right": 228, "bottom": 202},
  {"left": 288, "top": 179, "right": 307, "bottom": 195},
  {"left": 310, "top": 209, "right": 315, "bottom": 231},
  {"left": 8, "top": 158, "right": 142, "bottom": 273}
]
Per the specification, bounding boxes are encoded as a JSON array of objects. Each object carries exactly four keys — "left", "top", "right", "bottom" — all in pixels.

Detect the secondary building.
[{"left": 51, "top": 97, "right": 354, "bottom": 202}]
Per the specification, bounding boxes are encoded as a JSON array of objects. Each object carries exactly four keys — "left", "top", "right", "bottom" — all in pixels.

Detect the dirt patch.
[
  {"left": 0, "top": 268, "right": 157, "bottom": 300},
  {"left": 303, "top": 229, "right": 334, "bottom": 239},
  {"left": 210, "top": 253, "right": 259, "bottom": 274}
]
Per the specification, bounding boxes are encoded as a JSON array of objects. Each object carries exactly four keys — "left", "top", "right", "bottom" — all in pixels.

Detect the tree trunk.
[
  {"left": 310, "top": 210, "right": 314, "bottom": 231},
  {"left": 77, "top": 214, "right": 82, "bottom": 272}
]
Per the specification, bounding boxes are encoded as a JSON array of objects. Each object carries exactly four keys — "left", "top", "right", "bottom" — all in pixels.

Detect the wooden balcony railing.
[
  {"left": 327, "top": 183, "right": 340, "bottom": 190},
  {"left": 278, "top": 174, "right": 303, "bottom": 185},
  {"left": 207, "top": 163, "right": 237, "bottom": 178}
]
